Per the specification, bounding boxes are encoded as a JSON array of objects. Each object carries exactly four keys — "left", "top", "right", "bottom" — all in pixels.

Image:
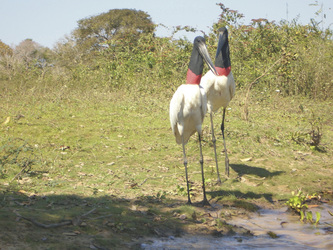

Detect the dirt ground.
[{"left": 1, "top": 190, "right": 332, "bottom": 249}]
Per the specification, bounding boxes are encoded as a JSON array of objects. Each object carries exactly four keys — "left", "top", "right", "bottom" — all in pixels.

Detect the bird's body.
[
  {"left": 169, "top": 36, "right": 217, "bottom": 205},
  {"left": 200, "top": 27, "right": 235, "bottom": 181},
  {"left": 170, "top": 84, "right": 207, "bottom": 145},
  {"left": 201, "top": 70, "right": 235, "bottom": 113}
]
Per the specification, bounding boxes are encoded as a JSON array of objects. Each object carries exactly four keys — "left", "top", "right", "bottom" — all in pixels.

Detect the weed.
[
  {"left": 176, "top": 185, "right": 188, "bottom": 197},
  {"left": 286, "top": 190, "right": 322, "bottom": 225},
  {"left": 290, "top": 111, "right": 323, "bottom": 150},
  {"left": 0, "top": 138, "right": 38, "bottom": 180},
  {"left": 156, "top": 191, "right": 167, "bottom": 200},
  {"left": 308, "top": 112, "right": 322, "bottom": 148},
  {"left": 216, "top": 218, "right": 230, "bottom": 229},
  {"left": 300, "top": 211, "right": 321, "bottom": 226},
  {"left": 267, "top": 231, "right": 279, "bottom": 239},
  {"left": 285, "top": 190, "right": 308, "bottom": 214},
  {"left": 315, "top": 212, "right": 321, "bottom": 226}
]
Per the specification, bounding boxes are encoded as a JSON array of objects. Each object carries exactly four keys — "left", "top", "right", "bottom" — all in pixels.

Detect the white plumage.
[
  {"left": 169, "top": 36, "right": 217, "bottom": 205},
  {"left": 169, "top": 84, "right": 207, "bottom": 145},
  {"left": 200, "top": 27, "right": 236, "bottom": 181},
  {"left": 201, "top": 70, "right": 235, "bottom": 113}
]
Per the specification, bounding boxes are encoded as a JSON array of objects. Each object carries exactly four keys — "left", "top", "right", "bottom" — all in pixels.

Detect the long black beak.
[
  {"left": 197, "top": 41, "right": 218, "bottom": 76},
  {"left": 215, "top": 27, "right": 231, "bottom": 70},
  {"left": 216, "top": 28, "right": 227, "bottom": 57}
]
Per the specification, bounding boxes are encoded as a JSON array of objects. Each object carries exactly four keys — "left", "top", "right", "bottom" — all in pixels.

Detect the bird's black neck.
[
  {"left": 215, "top": 29, "right": 231, "bottom": 76},
  {"left": 186, "top": 46, "right": 203, "bottom": 84}
]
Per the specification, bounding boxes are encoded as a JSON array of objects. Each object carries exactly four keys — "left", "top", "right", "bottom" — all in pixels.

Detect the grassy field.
[{"left": 0, "top": 83, "right": 332, "bottom": 248}]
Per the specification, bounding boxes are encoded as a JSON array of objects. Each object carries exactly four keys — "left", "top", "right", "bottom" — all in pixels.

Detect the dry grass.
[{"left": 0, "top": 83, "right": 332, "bottom": 248}]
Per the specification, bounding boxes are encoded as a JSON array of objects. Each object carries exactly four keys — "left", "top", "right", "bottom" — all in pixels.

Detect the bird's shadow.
[
  {"left": 208, "top": 164, "right": 285, "bottom": 204},
  {"left": 209, "top": 189, "right": 274, "bottom": 204},
  {"left": 230, "top": 163, "right": 285, "bottom": 178}
]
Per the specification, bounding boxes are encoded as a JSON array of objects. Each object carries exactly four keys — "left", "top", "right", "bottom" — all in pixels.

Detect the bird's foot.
[{"left": 199, "top": 198, "right": 211, "bottom": 207}]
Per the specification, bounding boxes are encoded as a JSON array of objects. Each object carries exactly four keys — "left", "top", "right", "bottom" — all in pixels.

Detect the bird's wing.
[
  {"left": 228, "top": 72, "right": 236, "bottom": 100},
  {"left": 200, "top": 70, "right": 216, "bottom": 113},
  {"left": 169, "top": 86, "right": 184, "bottom": 144},
  {"left": 199, "top": 85, "right": 207, "bottom": 121}
]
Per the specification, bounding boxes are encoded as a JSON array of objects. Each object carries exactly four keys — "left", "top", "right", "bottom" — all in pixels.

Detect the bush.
[{"left": 0, "top": 4, "right": 332, "bottom": 99}]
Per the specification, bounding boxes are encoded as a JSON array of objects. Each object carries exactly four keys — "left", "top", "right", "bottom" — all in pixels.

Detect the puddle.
[
  {"left": 229, "top": 204, "right": 333, "bottom": 249},
  {"left": 141, "top": 204, "right": 333, "bottom": 249}
]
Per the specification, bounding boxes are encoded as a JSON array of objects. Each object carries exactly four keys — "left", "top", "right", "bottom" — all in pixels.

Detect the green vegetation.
[
  {"left": 286, "top": 190, "right": 324, "bottom": 225},
  {"left": 0, "top": 4, "right": 332, "bottom": 249},
  {"left": 285, "top": 190, "right": 308, "bottom": 214}
]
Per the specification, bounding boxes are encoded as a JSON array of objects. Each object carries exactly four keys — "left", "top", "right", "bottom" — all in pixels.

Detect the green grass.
[{"left": 1, "top": 83, "right": 332, "bottom": 248}]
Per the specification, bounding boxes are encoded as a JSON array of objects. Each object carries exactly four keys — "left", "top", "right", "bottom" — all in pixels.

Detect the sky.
[{"left": 0, "top": 0, "right": 332, "bottom": 48}]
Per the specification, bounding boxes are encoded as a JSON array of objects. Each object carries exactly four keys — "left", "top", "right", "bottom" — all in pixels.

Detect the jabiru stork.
[
  {"left": 169, "top": 36, "right": 217, "bottom": 205},
  {"left": 200, "top": 27, "right": 235, "bottom": 182}
]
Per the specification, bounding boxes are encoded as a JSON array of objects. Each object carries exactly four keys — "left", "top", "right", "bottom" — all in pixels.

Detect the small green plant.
[
  {"left": 286, "top": 190, "right": 321, "bottom": 225},
  {"left": 314, "top": 212, "right": 321, "bottom": 226},
  {"left": 176, "top": 185, "right": 188, "bottom": 197},
  {"left": 300, "top": 210, "right": 305, "bottom": 221},
  {"left": 267, "top": 231, "right": 279, "bottom": 239},
  {"left": 285, "top": 190, "right": 308, "bottom": 214},
  {"left": 300, "top": 211, "right": 321, "bottom": 225},
  {"left": 290, "top": 111, "right": 323, "bottom": 151},
  {"left": 156, "top": 191, "right": 166, "bottom": 200},
  {"left": 216, "top": 218, "right": 228, "bottom": 229},
  {"left": 0, "top": 138, "right": 37, "bottom": 180},
  {"left": 306, "top": 210, "right": 313, "bottom": 223},
  {"left": 308, "top": 112, "right": 322, "bottom": 150}
]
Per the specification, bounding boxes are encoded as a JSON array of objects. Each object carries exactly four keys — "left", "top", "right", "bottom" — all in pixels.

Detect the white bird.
[
  {"left": 170, "top": 36, "right": 217, "bottom": 205},
  {"left": 200, "top": 27, "right": 236, "bottom": 182}
]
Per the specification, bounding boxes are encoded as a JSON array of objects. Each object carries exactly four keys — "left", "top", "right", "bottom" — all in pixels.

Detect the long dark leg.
[
  {"left": 182, "top": 135, "right": 191, "bottom": 204},
  {"left": 221, "top": 108, "right": 230, "bottom": 177},
  {"left": 198, "top": 133, "right": 210, "bottom": 206},
  {"left": 210, "top": 112, "right": 221, "bottom": 184}
]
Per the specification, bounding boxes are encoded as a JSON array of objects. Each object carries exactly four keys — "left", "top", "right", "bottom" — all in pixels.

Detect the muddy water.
[{"left": 142, "top": 204, "right": 333, "bottom": 249}]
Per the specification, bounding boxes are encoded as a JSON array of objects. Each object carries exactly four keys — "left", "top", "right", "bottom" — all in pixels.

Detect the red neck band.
[
  {"left": 186, "top": 68, "right": 202, "bottom": 85},
  {"left": 216, "top": 66, "right": 231, "bottom": 76}
]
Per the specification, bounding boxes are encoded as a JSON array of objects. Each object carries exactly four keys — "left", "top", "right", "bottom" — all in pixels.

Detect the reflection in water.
[{"left": 142, "top": 204, "right": 333, "bottom": 249}]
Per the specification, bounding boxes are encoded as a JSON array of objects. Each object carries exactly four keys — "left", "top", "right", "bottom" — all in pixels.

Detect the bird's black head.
[
  {"left": 186, "top": 36, "right": 217, "bottom": 84},
  {"left": 215, "top": 27, "right": 231, "bottom": 76}
]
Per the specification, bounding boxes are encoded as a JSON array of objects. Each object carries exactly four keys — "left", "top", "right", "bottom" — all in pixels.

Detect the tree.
[
  {"left": 0, "top": 40, "right": 13, "bottom": 57},
  {"left": 73, "top": 9, "right": 155, "bottom": 51},
  {"left": 14, "top": 39, "right": 41, "bottom": 66}
]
